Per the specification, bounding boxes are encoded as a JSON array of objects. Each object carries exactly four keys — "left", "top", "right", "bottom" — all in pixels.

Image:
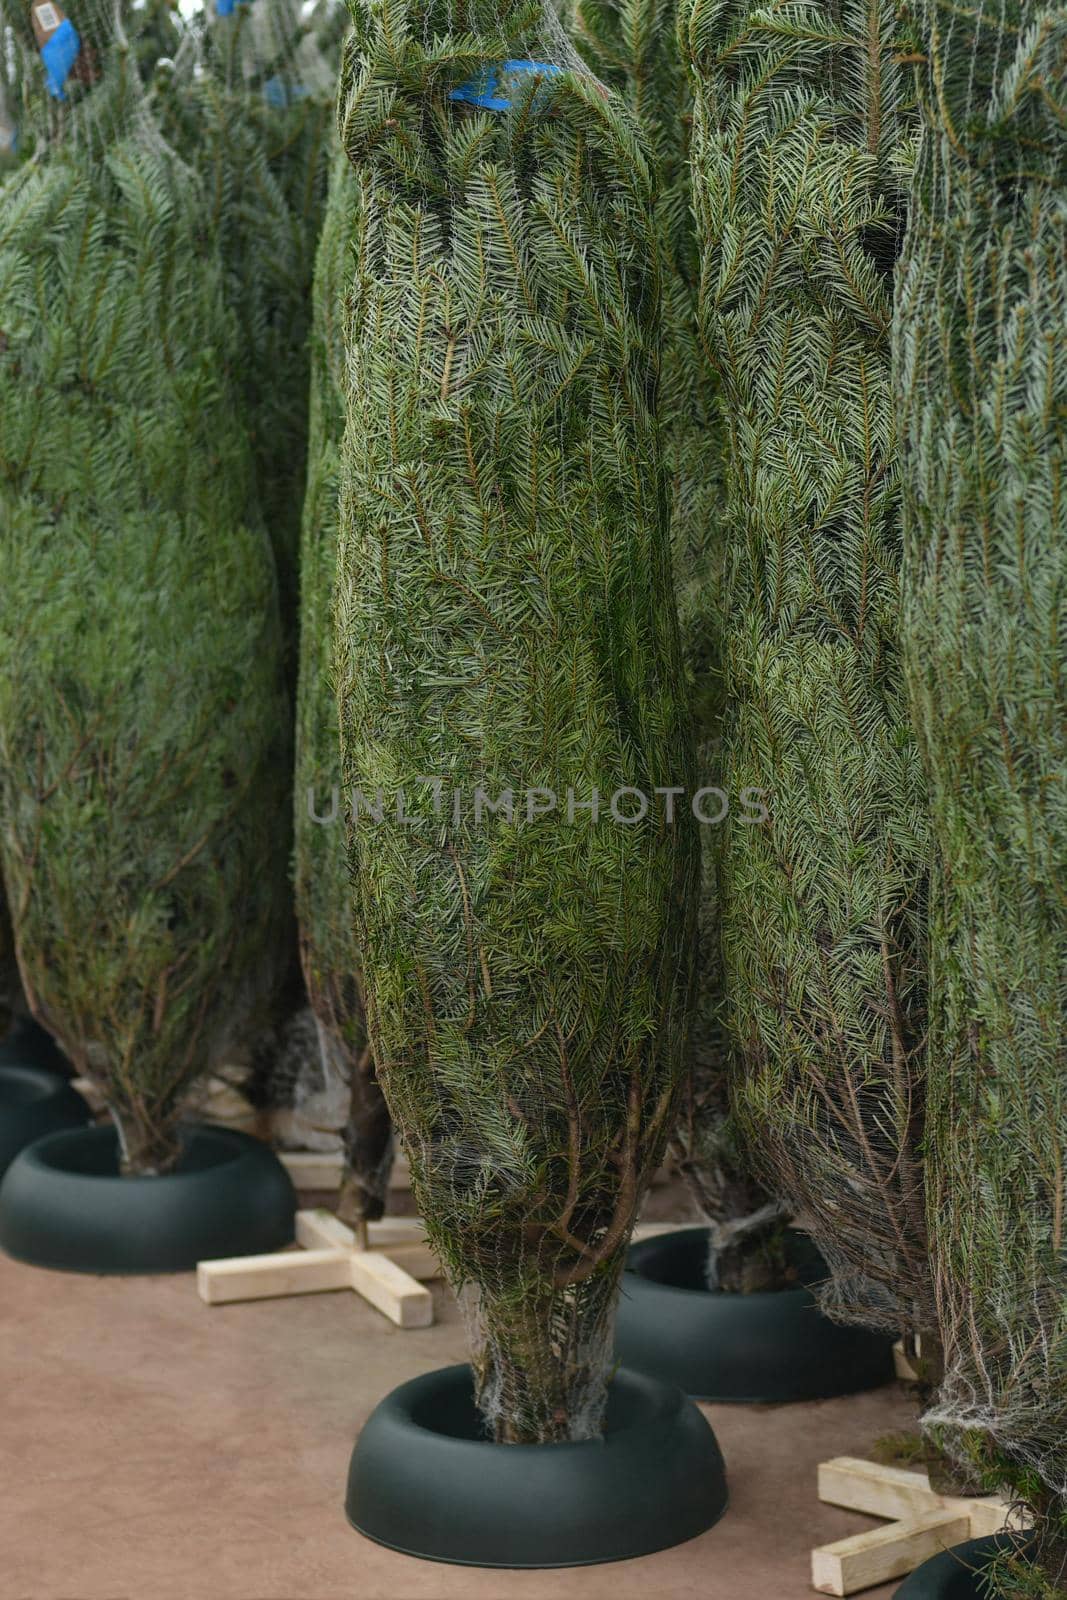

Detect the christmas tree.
[
  {"left": 150, "top": 2, "right": 346, "bottom": 1128},
  {"left": 567, "top": 0, "right": 783, "bottom": 1286},
  {"left": 335, "top": 0, "right": 698, "bottom": 1441},
  {"left": 0, "top": 0, "right": 291, "bottom": 1174},
  {"left": 155, "top": 0, "right": 337, "bottom": 651},
  {"left": 681, "top": 0, "right": 937, "bottom": 1340},
  {"left": 294, "top": 138, "right": 395, "bottom": 1229},
  {"left": 895, "top": 0, "right": 1067, "bottom": 1585}
]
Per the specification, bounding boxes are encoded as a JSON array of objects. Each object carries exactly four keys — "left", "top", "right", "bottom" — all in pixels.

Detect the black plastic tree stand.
[
  {"left": 894, "top": 1533, "right": 1038, "bottom": 1598},
  {"left": 0, "top": 1122, "right": 295, "bottom": 1273},
  {"left": 0, "top": 1065, "right": 90, "bottom": 1181},
  {"left": 346, "top": 1363, "right": 728, "bottom": 1567},
  {"left": 615, "top": 1227, "right": 895, "bottom": 1402}
]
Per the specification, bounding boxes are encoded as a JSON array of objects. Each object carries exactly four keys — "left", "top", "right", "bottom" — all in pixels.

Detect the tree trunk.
[{"left": 117, "top": 1115, "right": 182, "bottom": 1177}]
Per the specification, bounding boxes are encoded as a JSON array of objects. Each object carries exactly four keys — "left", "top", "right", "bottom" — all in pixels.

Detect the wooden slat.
[
  {"left": 199, "top": 1206, "right": 675, "bottom": 1324},
  {"left": 197, "top": 1247, "right": 352, "bottom": 1305},
  {"left": 349, "top": 1251, "right": 433, "bottom": 1328},
  {"left": 968, "top": 1500, "right": 1020, "bottom": 1539},
  {"left": 811, "top": 1510, "right": 971, "bottom": 1597},
  {"left": 817, "top": 1457, "right": 1013, "bottom": 1542},
  {"left": 293, "top": 1209, "right": 442, "bottom": 1279},
  {"left": 818, "top": 1458, "right": 941, "bottom": 1523},
  {"left": 295, "top": 1207, "right": 356, "bottom": 1252}
]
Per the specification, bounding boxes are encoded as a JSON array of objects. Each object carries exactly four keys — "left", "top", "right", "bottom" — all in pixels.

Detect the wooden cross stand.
[
  {"left": 196, "top": 1211, "right": 677, "bottom": 1332},
  {"left": 811, "top": 1457, "right": 1016, "bottom": 1596},
  {"left": 197, "top": 1210, "right": 438, "bottom": 1329}
]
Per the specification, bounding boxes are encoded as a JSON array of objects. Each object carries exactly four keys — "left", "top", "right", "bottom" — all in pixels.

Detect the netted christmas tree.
[
  {"left": 680, "top": 0, "right": 939, "bottom": 1341},
  {"left": 335, "top": 0, "right": 698, "bottom": 1441},
  {"left": 153, "top": 0, "right": 338, "bottom": 648},
  {"left": 0, "top": 0, "right": 291, "bottom": 1174},
  {"left": 566, "top": 0, "right": 783, "bottom": 1289},
  {"left": 294, "top": 137, "right": 395, "bottom": 1229},
  {"left": 148, "top": 1, "right": 350, "bottom": 1144},
  {"left": 894, "top": 0, "right": 1067, "bottom": 1585}
]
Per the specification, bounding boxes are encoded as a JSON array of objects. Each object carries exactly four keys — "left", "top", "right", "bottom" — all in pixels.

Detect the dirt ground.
[{"left": 0, "top": 1181, "right": 919, "bottom": 1600}]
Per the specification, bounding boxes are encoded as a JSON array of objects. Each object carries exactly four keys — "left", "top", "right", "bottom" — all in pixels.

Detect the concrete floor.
[{"left": 0, "top": 1195, "right": 919, "bottom": 1600}]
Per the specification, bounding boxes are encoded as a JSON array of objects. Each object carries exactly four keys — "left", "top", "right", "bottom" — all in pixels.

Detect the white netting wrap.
[{"left": 894, "top": 0, "right": 1067, "bottom": 1563}]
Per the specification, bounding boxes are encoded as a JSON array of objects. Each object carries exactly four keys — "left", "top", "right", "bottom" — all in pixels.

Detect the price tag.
[{"left": 30, "top": 1, "right": 82, "bottom": 100}]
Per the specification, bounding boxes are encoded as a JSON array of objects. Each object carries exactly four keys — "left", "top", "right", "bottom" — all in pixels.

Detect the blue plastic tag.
[
  {"left": 449, "top": 59, "right": 562, "bottom": 112},
  {"left": 263, "top": 74, "right": 309, "bottom": 109},
  {"left": 40, "top": 18, "right": 81, "bottom": 101},
  {"left": 216, "top": 0, "right": 251, "bottom": 15}
]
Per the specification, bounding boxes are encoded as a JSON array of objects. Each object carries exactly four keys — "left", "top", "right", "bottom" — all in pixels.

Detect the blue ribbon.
[
  {"left": 449, "top": 59, "right": 562, "bottom": 113},
  {"left": 40, "top": 18, "right": 81, "bottom": 101}
]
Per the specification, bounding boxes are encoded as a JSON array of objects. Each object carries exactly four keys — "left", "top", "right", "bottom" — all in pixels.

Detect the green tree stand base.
[
  {"left": 0, "top": 1068, "right": 90, "bottom": 1181},
  {"left": 615, "top": 1229, "right": 895, "bottom": 1402},
  {"left": 894, "top": 1534, "right": 1037, "bottom": 1598},
  {"left": 0, "top": 1124, "right": 295, "bottom": 1273},
  {"left": 346, "top": 1364, "right": 728, "bottom": 1567}
]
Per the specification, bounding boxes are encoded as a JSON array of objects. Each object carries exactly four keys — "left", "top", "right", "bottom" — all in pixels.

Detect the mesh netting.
[
  {"left": 894, "top": 0, "right": 1067, "bottom": 1555},
  {"left": 334, "top": 0, "right": 698, "bottom": 1441},
  {"left": 565, "top": 0, "right": 785, "bottom": 1289},
  {"left": 295, "top": 136, "right": 395, "bottom": 1223},
  {"left": 681, "top": 0, "right": 938, "bottom": 1338},
  {"left": 0, "top": 0, "right": 291, "bottom": 1173}
]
